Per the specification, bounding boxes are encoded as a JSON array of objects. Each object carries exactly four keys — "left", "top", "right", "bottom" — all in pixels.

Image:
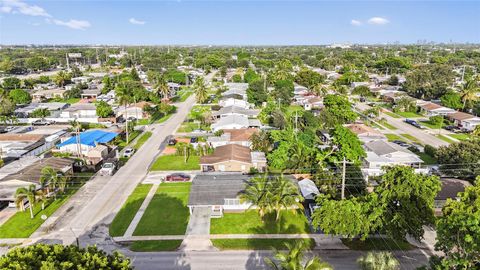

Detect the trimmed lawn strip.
[
  {"left": 417, "top": 152, "right": 437, "bottom": 165},
  {"left": 384, "top": 111, "right": 401, "bottom": 118},
  {"left": 0, "top": 172, "right": 93, "bottom": 238},
  {"left": 420, "top": 120, "right": 443, "bottom": 130},
  {"left": 212, "top": 238, "right": 316, "bottom": 250},
  {"left": 134, "top": 132, "right": 152, "bottom": 150},
  {"left": 436, "top": 135, "right": 455, "bottom": 143},
  {"left": 150, "top": 155, "right": 200, "bottom": 171},
  {"left": 400, "top": 133, "right": 421, "bottom": 144},
  {"left": 449, "top": 134, "right": 471, "bottom": 141},
  {"left": 129, "top": 240, "right": 183, "bottom": 251},
  {"left": 155, "top": 113, "right": 172, "bottom": 124},
  {"left": 379, "top": 120, "right": 397, "bottom": 130},
  {"left": 341, "top": 237, "right": 414, "bottom": 251},
  {"left": 385, "top": 134, "right": 403, "bottom": 142},
  {"left": 109, "top": 184, "right": 153, "bottom": 237},
  {"left": 117, "top": 130, "right": 142, "bottom": 148},
  {"left": 133, "top": 182, "right": 191, "bottom": 236},
  {"left": 210, "top": 210, "right": 310, "bottom": 234},
  {"left": 396, "top": 112, "right": 423, "bottom": 118}
]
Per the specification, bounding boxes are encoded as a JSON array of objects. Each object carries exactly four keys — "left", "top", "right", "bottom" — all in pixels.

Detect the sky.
[{"left": 0, "top": 0, "right": 479, "bottom": 45}]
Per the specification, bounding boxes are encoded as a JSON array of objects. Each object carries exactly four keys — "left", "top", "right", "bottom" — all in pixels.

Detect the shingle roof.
[
  {"left": 448, "top": 111, "right": 476, "bottom": 121},
  {"left": 364, "top": 140, "right": 411, "bottom": 156},
  {"left": 200, "top": 144, "right": 251, "bottom": 164},
  {"left": 0, "top": 157, "right": 74, "bottom": 184},
  {"left": 436, "top": 178, "right": 471, "bottom": 201},
  {"left": 188, "top": 174, "right": 251, "bottom": 206},
  {"left": 0, "top": 134, "right": 45, "bottom": 142}
]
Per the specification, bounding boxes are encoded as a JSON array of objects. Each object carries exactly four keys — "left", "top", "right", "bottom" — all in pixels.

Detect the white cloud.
[
  {"left": 129, "top": 17, "right": 145, "bottom": 25},
  {"left": 0, "top": 6, "right": 12, "bottom": 13},
  {"left": 350, "top": 19, "right": 362, "bottom": 26},
  {"left": 1, "top": 0, "right": 51, "bottom": 17},
  {"left": 367, "top": 17, "right": 389, "bottom": 25},
  {"left": 52, "top": 19, "right": 91, "bottom": 30}
]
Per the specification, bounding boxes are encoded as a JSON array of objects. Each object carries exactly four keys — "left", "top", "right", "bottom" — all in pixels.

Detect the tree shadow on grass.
[{"left": 250, "top": 210, "right": 311, "bottom": 234}]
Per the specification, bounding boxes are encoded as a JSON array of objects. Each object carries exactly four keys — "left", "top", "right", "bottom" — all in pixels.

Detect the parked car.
[
  {"left": 32, "top": 119, "right": 55, "bottom": 126},
  {"left": 99, "top": 161, "right": 116, "bottom": 176},
  {"left": 123, "top": 147, "right": 135, "bottom": 158},
  {"left": 404, "top": 119, "right": 425, "bottom": 129},
  {"left": 190, "top": 137, "right": 198, "bottom": 143},
  {"left": 168, "top": 138, "right": 177, "bottom": 145},
  {"left": 165, "top": 173, "right": 191, "bottom": 182}
]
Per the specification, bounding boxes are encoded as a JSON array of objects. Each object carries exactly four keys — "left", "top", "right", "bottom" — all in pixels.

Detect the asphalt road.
[
  {"left": 129, "top": 250, "right": 429, "bottom": 270},
  {"left": 356, "top": 103, "right": 449, "bottom": 147}
]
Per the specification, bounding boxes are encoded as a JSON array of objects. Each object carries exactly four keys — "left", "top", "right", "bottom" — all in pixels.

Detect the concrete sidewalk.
[{"left": 124, "top": 184, "right": 159, "bottom": 237}]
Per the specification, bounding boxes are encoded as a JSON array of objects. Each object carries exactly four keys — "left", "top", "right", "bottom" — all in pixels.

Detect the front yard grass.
[
  {"left": 417, "top": 152, "right": 437, "bottom": 165},
  {"left": 0, "top": 172, "right": 93, "bottom": 238},
  {"left": 436, "top": 135, "right": 455, "bottom": 143},
  {"left": 129, "top": 240, "right": 183, "bottom": 251},
  {"left": 400, "top": 133, "right": 421, "bottom": 144},
  {"left": 210, "top": 210, "right": 310, "bottom": 234},
  {"left": 449, "top": 134, "right": 471, "bottom": 141},
  {"left": 116, "top": 130, "right": 142, "bottom": 148},
  {"left": 133, "top": 182, "right": 191, "bottom": 236},
  {"left": 109, "top": 184, "right": 153, "bottom": 237},
  {"left": 150, "top": 155, "right": 200, "bottom": 171},
  {"left": 177, "top": 122, "right": 210, "bottom": 133},
  {"left": 379, "top": 120, "right": 397, "bottom": 130},
  {"left": 134, "top": 132, "right": 152, "bottom": 150},
  {"left": 212, "top": 238, "right": 315, "bottom": 250},
  {"left": 341, "top": 237, "right": 414, "bottom": 251},
  {"left": 384, "top": 111, "right": 401, "bottom": 118},
  {"left": 396, "top": 111, "right": 423, "bottom": 118},
  {"left": 385, "top": 134, "right": 404, "bottom": 142}
]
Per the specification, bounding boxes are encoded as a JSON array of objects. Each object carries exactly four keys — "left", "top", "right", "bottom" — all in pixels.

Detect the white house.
[
  {"left": 219, "top": 98, "right": 252, "bottom": 109},
  {"left": 60, "top": 103, "right": 97, "bottom": 119},
  {"left": 211, "top": 115, "right": 261, "bottom": 132},
  {"left": 419, "top": 102, "right": 456, "bottom": 117},
  {"left": 448, "top": 112, "right": 480, "bottom": 131},
  {"left": 207, "top": 128, "right": 258, "bottom": 148},
  {"left": 212, "top": 105, "right": 260, "bottom": 119}
]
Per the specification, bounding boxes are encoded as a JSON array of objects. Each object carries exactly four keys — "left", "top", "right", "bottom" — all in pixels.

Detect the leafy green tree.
[
  {"left": 193, "top": 76, "right": 208, "bottom": 103},
  {"left": 250, "top": 130, "right": 271, "bottom": 153},
  {"left": 96, "top": 101, "right": 114, "bottom": 118},
  {"left": 25, "top": 56, "right": 49, "bottom": 71},
  {"left": 8, "top": 89, "right": 31, "bottom": 105},
  {"left": 394, "top": 96, "right": 416, "bottom": 112},
  {"left": 376, "top": 166, "right": 441, "bottom": 241},
  {"left": 265, "top": 241, "right": 333, "bottom": 270},
  {"left": 352, "top": 85, "right": 371, "bottom": 97},
  {"left": 402, "top": 64, "right": 454, "bottom": 100},
  {"left": 244, "top": 68, "right": 260, "bottom": 83},
  {"left": 30, "top": 108, "right": 50, "bottom": 118},
  {"left": 440, "top": 90, "right": 463, "bottom": 110},
  {"left": 0, "top": 244, "right": 132, "bottom": 269},
  {"left": 386, "top": 75, "right": 399, "bottom": 86},
  {"left": 1, "top": 77, "right": 21, "bottom": 90},
  {"left": 321, "top": 94, "right": 357, "bottom": 125},
  {"left": 328, "top": 125, "right": 366, "bottom": 164},
  {"left": 295, "top": 68, "right": 325, "bottom": 89},
  {"left": 435, "top": 140, "right": 480, "bottom": 179},
  {"left": 272, "top": 80, "right": 294, "bottom": 105},
  {"left": 432, "top": 177, "right": 480, "bottom": 269},
  {"left": 247, "top": 79, "right": 268, "bottom": 106},
  {"left": 53, "top": 71, "right": 72, "bottom": 87},
  {"left": 428, "top": 115, "right": 444, "bottom": 128},
  {"left": 0, "top": 58, "right": 15, "bottom": 74},
  {"left": 357, "top": 252, "right": 400, "bottom": 270}
]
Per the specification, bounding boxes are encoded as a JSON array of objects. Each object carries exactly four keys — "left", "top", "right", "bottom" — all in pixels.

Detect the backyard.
[
  {"left": 133, "top": 182, "right": 191, "bottom": 236},
  {"left": 210, "top": 210, "right": 311, "bottom": 234},
  {"left": 150, "top": 155, "right": 200, "bottom": 171},
  {"left": 109, "top": 184, "right": 153, "bottom": 237}
]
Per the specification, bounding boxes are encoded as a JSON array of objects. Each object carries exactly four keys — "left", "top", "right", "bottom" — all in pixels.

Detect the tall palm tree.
[
  {"left": 193, "top": 77, "right": 208, "bottom": 104},
  {"left": 312, "top": 83, "right": 328, "bottom": 97},
  {"left": 240, "top": 176, "right": 273, "bottom": 219},
  {"left": 357, "top": 252, "right": 400, "bottom": 270},
  {"left": 40, "top": 166, "right": 61, "bottom": 199},
  {"left": 116, "top": 82, "right": 133, "bottom": 144},
  {"left": 270, "top": 176, "right": 304, "bottom": 221},
  {"left": 459, "top": 79, "right": 479, "bottom": 110},
  {"left": 69, "top": 119, "right": 82, "bottom": 158},
  {"left": 154, "top": 76, "right": 170, "bottom": 101},
  {"left": 53, "top": 71, "right": 70, "bottom": 87},
  {"left": 265, "top": 241, "right": 333, "bottom": 270},
  {"left": 15, "top": 185, "right": 40, "bottom": 219}
]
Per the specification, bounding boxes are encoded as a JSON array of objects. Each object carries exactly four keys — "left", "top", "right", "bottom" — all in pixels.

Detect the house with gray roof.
[
  {"left": 212, "top": 105, "right": 260, "bottom": 119},
  {"left": 211, "top": 115, "right": 261, "bottom": 132}
]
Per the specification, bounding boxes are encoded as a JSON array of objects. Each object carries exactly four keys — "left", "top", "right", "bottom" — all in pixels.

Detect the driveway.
[
  {"left": 0, "top": 207, "right": 16, "bottom": 226},
  {"left": 181, "top": 207, "right": 215, "bottom": 251}
]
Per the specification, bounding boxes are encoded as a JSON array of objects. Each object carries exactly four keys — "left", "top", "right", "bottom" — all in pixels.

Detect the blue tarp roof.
[{"left": 57, "top": 130, "right": 118, "bottom": 147}]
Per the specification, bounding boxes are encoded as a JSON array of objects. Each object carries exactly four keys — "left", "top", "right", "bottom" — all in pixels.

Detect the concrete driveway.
[{"left": 181, "top": 207, "right": 215, "bottom": 251}]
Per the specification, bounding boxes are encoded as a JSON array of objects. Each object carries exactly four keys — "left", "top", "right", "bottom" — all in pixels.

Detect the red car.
[{"left": 165, "top": 173, "right": 191, "bottom": 182}]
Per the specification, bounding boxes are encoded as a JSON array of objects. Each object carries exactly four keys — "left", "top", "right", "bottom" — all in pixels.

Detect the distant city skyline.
[{"left": 1, "top": 0, "right": 479, "bottom": 45}]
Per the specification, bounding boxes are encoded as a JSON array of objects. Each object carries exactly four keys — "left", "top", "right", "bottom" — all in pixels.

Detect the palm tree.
[
  {"left": 116, "top": 82, "right": 133, "bottom": 144},
  {"left": 357, "top": 252, "right": 400, "bottom": 270},
  {"left": 265, "top": 241, "right": 333, "bottom": 270},
  {"left": 40, "top": 166, "right": 61, "bottom": 199},
  {"left": 15, "top": 185, "right": 40, "bottom": 219},
  {"left": 459, "top": 79, "right": 479, "bottom": 110},
  {"left": 154, "top": 76, "right": 170, "bottom": 101},
  {"left": 312, "top": 83, "right": 328, "bottom": 97},
  {"left": 53, "top": 71, "right": 71, "bottom": 87},
  {"left": 270, "top": 176, "right": 304, "bottom": 221},
  {"left": 193, "top": 77, "right": 208, "bottom": 104},
  {"left": 240, "top": 175, "right": 273, "bottom": 219},
  {"left": 69, "top": 119, "right": 82, "bottom": 158}
]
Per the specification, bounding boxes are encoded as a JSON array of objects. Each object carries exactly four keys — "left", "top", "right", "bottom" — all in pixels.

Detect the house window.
[{"left": 224, "top": 199, "right": 240, "bottom": 205}]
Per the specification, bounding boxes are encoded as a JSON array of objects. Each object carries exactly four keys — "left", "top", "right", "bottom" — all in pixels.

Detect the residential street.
[
  {"left": 128, "top": 250, "right": 430, "bottom": 270},
  {"left": 32, "top": 94, "right": 197, "bottom": 244},
  {"left": 355, "top": 103, "right": 449, "bottom": 147}
]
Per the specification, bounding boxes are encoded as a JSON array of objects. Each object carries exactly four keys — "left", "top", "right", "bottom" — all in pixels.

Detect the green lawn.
[
  {"left": 210, "top": 210, "right": 311, "bottom": 234},
  {"left": 449, "top": 134, "right": 471, "bottom": 141},
  {"left": 396, "top": 111, "right": 423, "bottom": 118},
  {"left": 150, "top": 155, "right": 200, "bottom": 171},
  {"left": 400, "top": 133, "right": 421, "bottom": 144},
  {"left": 0, "top": 173, "right": 93, "bottom": 238},
  {"left": 379, "top": 120, "right": 397, "bottom": 130},
  {"left": 212, "top": 238, "right": 315, "bottom": 250},
  {"left": 420, "top": 120, "right": 443, "bottom": 129},
  {"left": 341, "top": 238, "right": 414, "bottom": 251},
  {"left": 436, "top": 135, "right": 455, "bottom": 143},
  {"left": 367, "top": 121, "right": 385, "bottom": 130},
  {"left": 418, "top": 152, "right": 437, "bottom": 165},
  {"left": 134, "top": 132, "right": 152, "bottom": 150},
  {"left": 133, "top": 182, "right": 191, "bottom": 236},
  {"left": 177, "top": 122, "right": 210, "bottom": 133},
  {"left": 384, "top": 111, "right": 401, "bottom": 118},
  {"left": 155, "top": 113, "right": 172, "bottom": 123},
  {"left": 129, "top": 240, "right": 183, "bottom": 251},
  {"left": 109, "top": 184, "right": 153, "bottom": 237},
  {"left": 136, "top": 113, "right": 172, "bottom": 126},
  {"left": 385, "top": 134, "right": 404, "bottom": 142},
  {"left": 116, "top": 130, "right": 142, "bottom": 148},
  {"left": 178, "top": 89, "right": 193, "bottom": 102}
]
